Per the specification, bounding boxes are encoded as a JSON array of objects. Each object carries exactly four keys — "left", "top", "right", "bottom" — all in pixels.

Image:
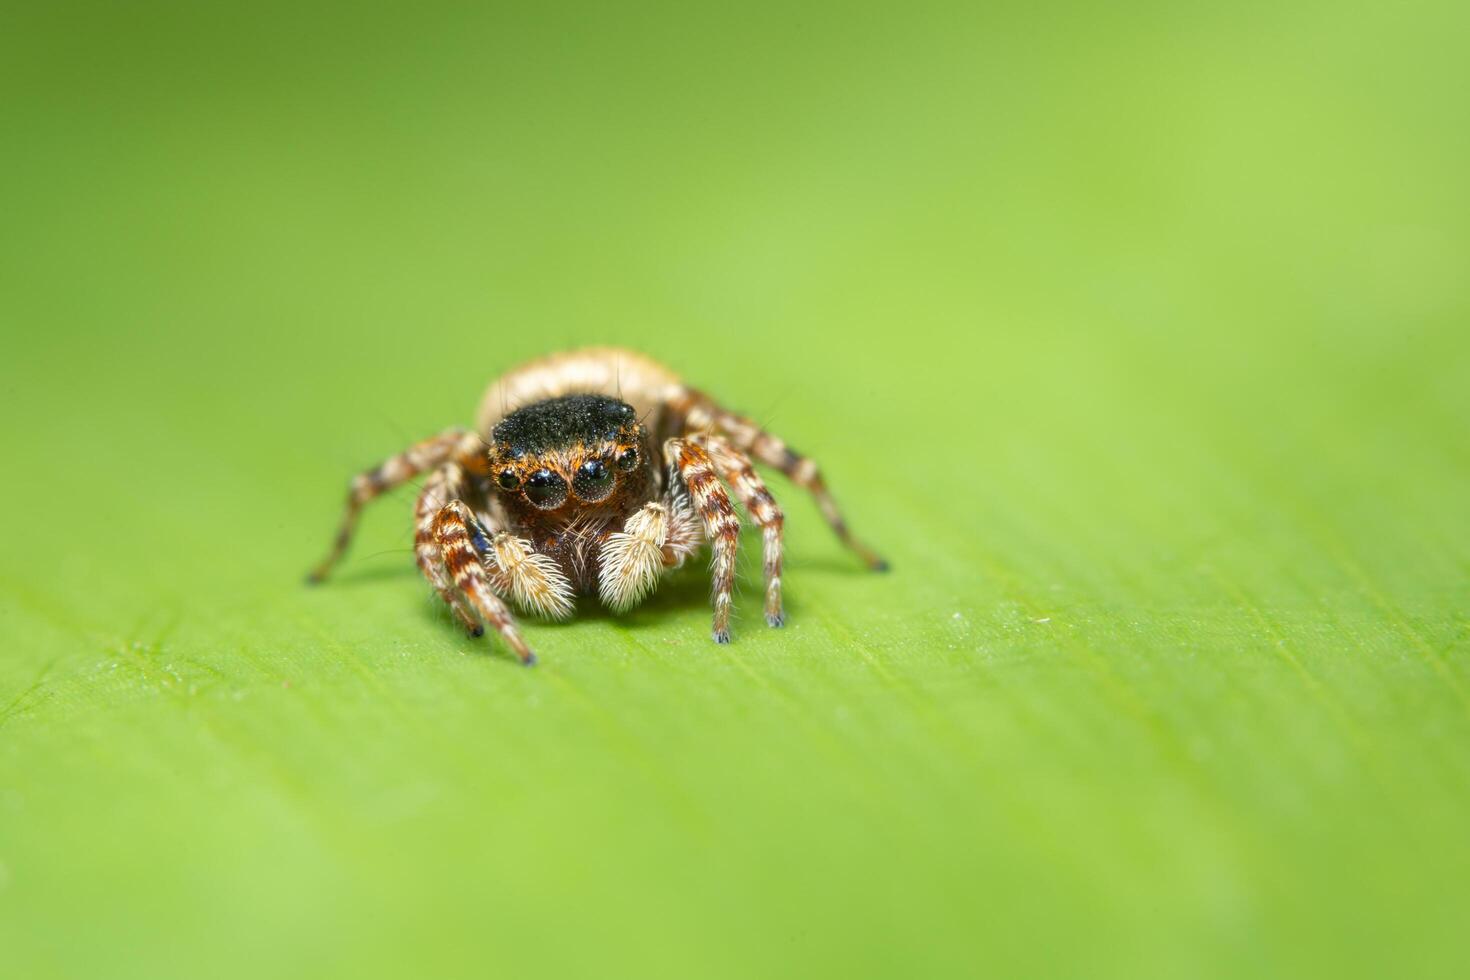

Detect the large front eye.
[
  {"left": 573, "top": 458, "right": 614, "bottom": 502},
  {"left": 523, "top": 469, "right": 568, "bottom": 509}
]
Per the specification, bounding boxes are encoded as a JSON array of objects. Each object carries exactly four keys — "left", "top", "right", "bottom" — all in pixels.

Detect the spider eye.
[
  {"left": 616, "top": 447, "right": 639, "bottom": 472},
  {"left": 496, "top": 470, "right": 520, "bottom": 491},
  {"left": 572, "top": 458, "right": 614, "bottom": 502},
  {"left": 523, "top": 469, "right": 567, "bottom": 509}
]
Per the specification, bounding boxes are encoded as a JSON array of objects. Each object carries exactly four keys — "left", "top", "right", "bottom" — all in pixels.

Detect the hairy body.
[{"left": 309, "top": 347, "right": 885, "bottom": 664}]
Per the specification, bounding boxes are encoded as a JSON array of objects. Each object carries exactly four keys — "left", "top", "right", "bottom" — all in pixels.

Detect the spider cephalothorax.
[
  {"left": 488, "top": 394, "right": 659, "bottom": 590},
  {"left": 491, "top": 395, "right": 652, "bottom": 511},
  {"left": 309, "top": 348, "right": 886, "bottom": 665}
]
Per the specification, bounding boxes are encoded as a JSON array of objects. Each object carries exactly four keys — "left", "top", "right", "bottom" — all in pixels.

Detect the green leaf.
[{"left": 3, "top": 2, "right": 1468, "bottom": 978}]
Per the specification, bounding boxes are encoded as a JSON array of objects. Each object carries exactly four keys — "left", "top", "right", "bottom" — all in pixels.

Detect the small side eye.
[
  {"left": 616, "top": 447, "right": 639, "bottom": 472},
  {"left": 497, "top": 470, "right": 520, "bottom": 491}
]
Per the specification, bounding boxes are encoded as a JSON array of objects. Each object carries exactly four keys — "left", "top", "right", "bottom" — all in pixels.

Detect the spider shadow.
[
  {"left": 559, "top": 562, "right": 726, "bottom": 630},
  {"left": 519, "top": 547, "right": 884, "bottom": 634},
  {"left": 394, "top": 539, "right": 882, "bottom": 643},
  {"left": 412, "top": 560, "right": 830, "bottom": 642}
]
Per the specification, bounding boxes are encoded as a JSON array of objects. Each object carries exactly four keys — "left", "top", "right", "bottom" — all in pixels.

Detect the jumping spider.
[{"left": 308, "top": 347, "right": 886, "bottom": 664}]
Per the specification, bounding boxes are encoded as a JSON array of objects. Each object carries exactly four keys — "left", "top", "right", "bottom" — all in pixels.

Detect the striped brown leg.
[
  {"left": 673, "top": 390, "right": 888, "bottom": 571},
  {"left": 665, "top": 437, "right": 741, "bottom": 644},
  {"left": 413, "top": 463, "right": 481, "bottom": 635},
  {"left": 308, "top": 427, "right": 484, "bottom": 582},
  {"left": 689, "top": 434, "right": 786, "bottom": 627},
  {"left": 432, "top": 500, "right": 536, "bottom": 665},
  {"left": 417, "top": 463, "right": 574, "bottom": 627}
]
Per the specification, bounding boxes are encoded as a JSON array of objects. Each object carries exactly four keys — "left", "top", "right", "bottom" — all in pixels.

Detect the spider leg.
[
  {"left": 414, "top": 463, "right": 481, "bottom": 634},
  {"left": 432, "top": 500, "right": 536, "bottom": 665},
  {"left": 308, "top": 427, "right": 485, "bottom": 582},
  {"left": 665, "top": 437, "right": 741, "bottom": 643},
  {"left": 417, "top": 463, "right": 573, "bottom": 626},
  {"left": 672, "top": 391, "right": 888, "bottom": 571},
  {"left": 687, "top": 434, "right": 786, "bottom": 627}
]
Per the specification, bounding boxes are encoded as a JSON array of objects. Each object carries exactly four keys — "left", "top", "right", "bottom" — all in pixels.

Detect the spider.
[{"left": 307, "top": 347, "right": 886, "bottom": 665}]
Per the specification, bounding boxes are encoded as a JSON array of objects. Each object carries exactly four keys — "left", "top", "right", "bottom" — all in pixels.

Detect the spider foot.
[{"left": 852, "top": 543, "right": 889, "bottom": 572}]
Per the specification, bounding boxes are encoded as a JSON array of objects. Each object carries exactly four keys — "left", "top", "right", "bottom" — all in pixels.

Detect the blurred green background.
[{"left": 2, "top": 1, "right": 1468, "bottom": 977}]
